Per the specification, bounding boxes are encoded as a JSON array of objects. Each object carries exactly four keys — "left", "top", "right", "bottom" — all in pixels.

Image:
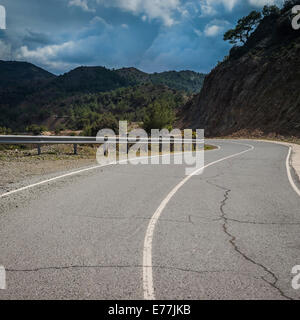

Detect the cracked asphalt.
[{"left": 0, "top": 140, "right": 300, "bottom": 300}]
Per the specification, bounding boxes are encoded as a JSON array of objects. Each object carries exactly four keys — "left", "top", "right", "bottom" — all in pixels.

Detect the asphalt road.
[{"left": 0, "top": 140, "right": 300, "bottom": 300}]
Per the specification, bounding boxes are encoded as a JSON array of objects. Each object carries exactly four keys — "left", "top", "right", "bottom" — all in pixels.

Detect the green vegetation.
[
  {"left": 150, "top": 71, "right": 205, "bottom": 93},
  {"left": 224, "top": 10, "right": 262, "bottom": 45},
  {"left": 0, "top": 127, "right": 12, "bottom": 135},
  {"left": 24, "top": 83, "right": 185, "bottom": 136},
  {"left": 54, "top": 124, "right": 66, "bottom": 135},
  {"left": 204, "top": 145, "right": 217, "bottom": 151},
  {"left": 223, "top": 4, "right": 282, "bottom": 46},
  {"left": 81, "top": 113, "right": 119, "bottom": 136},
  {"left": 0, "top": 61, "right": 204, "bottom": 134},
  {"left": 0, "top": 60, "right": 55, "bottom": 88},
  {"left": 143, "top": 101, "right": 176, "bottom": 133},
  {"left": 26, "top": 124, "right": 47, "bottom": 135},
  {"left": 116, "top": 68, "right": 205, "bottom": 93},
  {"left": 63, "top": 84, "right": 183, "bottom": 135},
  {"left": 262, "top": 5, "right": 280, "bottom": 17},
  {"left": 53, "top": 66, "right": 131, "bottom": 94}
]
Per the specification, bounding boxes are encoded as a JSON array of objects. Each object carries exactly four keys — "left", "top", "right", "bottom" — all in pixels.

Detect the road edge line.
[
  {"left": 286, "top": 147, "right": 300, "bottom": 197},
  {"left": 249, "top": 139, "right": 300, "bottom": 197}
]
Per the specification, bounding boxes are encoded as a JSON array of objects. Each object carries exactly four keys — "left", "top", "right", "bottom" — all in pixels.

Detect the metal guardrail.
[
  {"left": 0, "top": 135, "right": 203, "bottom": 155},
  {"left": 0, "top": 135, "right": 100, "bottom": 144},
  {"left": 0, "top": 135, "right": 100, "bottom": 154}
]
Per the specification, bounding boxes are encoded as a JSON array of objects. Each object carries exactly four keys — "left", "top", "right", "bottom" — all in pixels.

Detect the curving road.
[{"left": 0, "top": 140, "right": 300, "bottom": 300}]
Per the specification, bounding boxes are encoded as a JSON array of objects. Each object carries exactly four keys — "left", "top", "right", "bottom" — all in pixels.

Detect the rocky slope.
[{"left": 182, "top": 3, "right": 300, "bottom": 137}]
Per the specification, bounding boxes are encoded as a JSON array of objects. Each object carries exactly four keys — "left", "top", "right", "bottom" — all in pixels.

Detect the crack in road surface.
[
  {"left": 6, "top": 264, "right": 237, "bottom": 277},
  {"left": 226, "top": 217, "right": 300, "bottom": 226},
  {"left": 207, "top": 180, "right": 294, "bottom": 300}
]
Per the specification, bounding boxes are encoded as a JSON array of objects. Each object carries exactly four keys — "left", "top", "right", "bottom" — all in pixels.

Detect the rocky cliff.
[{"left": 182, "top": 3, "right": 300, "bottom": 137}]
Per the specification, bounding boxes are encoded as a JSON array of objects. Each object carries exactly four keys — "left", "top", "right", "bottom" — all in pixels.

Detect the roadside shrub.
[
  {"left": 26, "top": 124, "right": 47, "bottom": 135},
  {"left": 143, "top": 101, "right": 175, "bottom": 133},
  {"left": 0, "top": 127, "right": 12, "bottom": 135}
]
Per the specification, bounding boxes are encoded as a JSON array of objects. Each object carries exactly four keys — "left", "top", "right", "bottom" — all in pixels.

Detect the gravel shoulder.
[{"left": 0, "top": 145, "right": 97, "bottom": 195}]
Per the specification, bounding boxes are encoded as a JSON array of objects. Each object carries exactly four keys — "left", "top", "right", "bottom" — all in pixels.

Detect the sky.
[{"left": 0, "top": 0, "right": 284, "bottom": 74}]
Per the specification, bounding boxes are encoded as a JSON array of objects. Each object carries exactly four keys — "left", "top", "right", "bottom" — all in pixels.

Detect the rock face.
[{"left": 182, "top": 3, "right": 300, "bottom": 137}]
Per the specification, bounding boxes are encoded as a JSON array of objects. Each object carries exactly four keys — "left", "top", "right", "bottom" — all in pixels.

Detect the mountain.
[
  {"left": 0, "top": 60, "right": 55, "bottom": 87},
  {"left": 116, "top": 68, "right": 205, "bottom": 93},
  {"left": 115, "top": 67, "right": 149, "bottom": 84},
  {"left": 181, "top": 2, "right": 300, "bottom": 137},
  {"left": 53, "top": 66, "right": 131, "bottom": 93},
  {"left": 0, "top": 61, "right": 56, "bottom": 118},
  {"left": 0, "top": 61, "right": 198, "bottom": 131}
]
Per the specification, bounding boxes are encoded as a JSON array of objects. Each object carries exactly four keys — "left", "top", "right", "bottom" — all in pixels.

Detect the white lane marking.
[
  {"left": 286, "top": 147, "right": 300, "bottom": 197},
  {"left": 0, "top": 164, "right": 106, "bottom": 199},
  {"left": 143, "top": 142, "right": 254, "bottom": 300},
  {"left": 0, "top": 147, "right": 220, "bottom": 199}
]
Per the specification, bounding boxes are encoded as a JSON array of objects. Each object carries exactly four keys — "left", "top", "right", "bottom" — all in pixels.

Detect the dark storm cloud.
[{"left": 0, "top": 0, "right": 285, "bottom": 74}]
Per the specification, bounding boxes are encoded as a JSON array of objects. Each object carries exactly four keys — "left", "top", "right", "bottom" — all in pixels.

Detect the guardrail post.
[
  {"left": 37, "top": 144, "right": 41, "bottom": 155},
  {"left": 73, "top": 144, "right": 78, "bottom": 155},
  {"left": 104, "top": 137, "right": 108, "bottom": 156},
  {"left": 159, "top": 137, "right": 162, "bottom": 153},
  {"left": 193, "top": 132, "right": 196, "bottom": 151},
  {"left": 170, "top": 137, "right": 174, "bottom": 153}
]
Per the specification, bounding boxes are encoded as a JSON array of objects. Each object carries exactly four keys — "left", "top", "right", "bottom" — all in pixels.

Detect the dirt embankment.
[{"left": 181, "top": 5, "right": 300, "bottom": 137}]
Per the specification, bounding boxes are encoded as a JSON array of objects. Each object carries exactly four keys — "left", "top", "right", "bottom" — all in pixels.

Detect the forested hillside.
[
  {"left": 116, "top": 68, "right": 205, "bottom": 93},
  {"left": 0, "top": 61, "right": 202, "bottom": 134},
  {"left": 38, "top": 84, "right": 187, "bottom": 136}
]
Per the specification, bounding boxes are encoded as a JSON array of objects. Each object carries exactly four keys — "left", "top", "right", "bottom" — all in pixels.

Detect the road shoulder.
[{"left": 259, "top": 140, "right": 300, "bottom": 182}]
